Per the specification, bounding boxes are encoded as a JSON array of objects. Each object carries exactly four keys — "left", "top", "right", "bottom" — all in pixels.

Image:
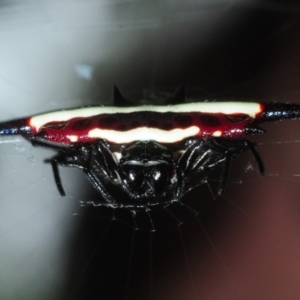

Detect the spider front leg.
[
  {"left": 43, "top": 140, "right": 120, "bottom": 207},
  {"left": 47, "top": 156, "right": 66, "bottom": 196},
  {"left": 31, "top": 138, "right": 88, "bottom": 196},
  {"left": 44, "top": 145, "right": 92, "bottom": 197}
]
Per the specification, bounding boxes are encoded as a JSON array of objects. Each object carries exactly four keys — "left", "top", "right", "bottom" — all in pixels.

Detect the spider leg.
[
  {"left": 44, "top": 145, "right": 91, "bottom": 196},
  {"left": 178, "top": 138, "right": 265, "bottom": 197},
  {"left": 218, "top": 152, "right": 233, "bottom": 195},
  {"left": 178, "top": 139, "right": 206, "bottom": 173},
  {"left": 48, "top": 156, "right": 66, "bottom": 197},
  {"left": 44, "top": 150, "right": 83, "bottom": 197},
  {"left": 215, "top": 139, "right": 264, "bottom": 194},
  {"left": 83, "top": 141, "right": 120, "bottom": 206},
  {"left": 178, "top": 139, "right": 225, "bottom": 175},
  {"left": 30, "top": 137, "right": 71, "bottom": 151},
  {"left": 30, "top": 136, "right": 121, "bottom": 204},
  {"left": 243, "top": 140, "right": 264, "bottom": 176},
  {"left": 84, "top": 169, "right": 118, "bottom": 207},
  {"left": 94, "top": 140, "right": 119, "bottom": 180},
  {"left": 177, "top": 142, "right": 194, "bottom": 172},
  {"left": 213, "top": 139, "right": 264, "bottom": 194}
]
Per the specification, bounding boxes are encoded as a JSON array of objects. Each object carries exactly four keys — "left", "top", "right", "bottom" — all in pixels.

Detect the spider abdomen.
[{"left": 29, "top": 110, "right": 260, "bottom": 145}]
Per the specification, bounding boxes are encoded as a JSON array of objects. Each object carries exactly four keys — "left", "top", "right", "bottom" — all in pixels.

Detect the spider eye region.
[
  {"left": 119, "top": 141, "right": 175, "bottom": 199},
  {"left": 122, "top": 162, "right": 173, "bottom": 198}
]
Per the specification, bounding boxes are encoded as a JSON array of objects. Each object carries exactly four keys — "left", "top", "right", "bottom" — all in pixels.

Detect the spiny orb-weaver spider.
[{"left": 0, "top": 86, "right": 299, "bottom": 210}]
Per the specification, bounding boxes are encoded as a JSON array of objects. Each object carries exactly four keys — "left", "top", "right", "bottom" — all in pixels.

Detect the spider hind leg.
[
  {"left": 179, "top": 138, "right": 264, "bottom": 196},
  {"left": 244, "top": 140, "right": 264, "bottom": 176},
  {"left": 216, "top": 139, "right": 265, "bottom": 195}
]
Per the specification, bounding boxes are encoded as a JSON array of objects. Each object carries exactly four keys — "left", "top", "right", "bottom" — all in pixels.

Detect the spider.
[{"left": 0, "top": 86, "right": 299, "bottom": 209}]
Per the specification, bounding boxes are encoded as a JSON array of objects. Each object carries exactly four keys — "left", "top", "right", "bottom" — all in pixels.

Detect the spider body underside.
[{"left": 1, "top": 86, "right": 300, "bottom": 210}]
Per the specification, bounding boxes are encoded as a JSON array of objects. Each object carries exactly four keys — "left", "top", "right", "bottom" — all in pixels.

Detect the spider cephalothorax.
[
  {"left": 1, "top": 86, "right": 300, "bottom": 209},
  {"left": 118, "top": 141, "right": 178, "bottom": 201}
]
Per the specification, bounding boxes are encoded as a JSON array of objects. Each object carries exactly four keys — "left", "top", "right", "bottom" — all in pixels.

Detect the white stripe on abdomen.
[
  {"left": 88, "top": 126, "right": 200, "bottom": 144},
  {"left": 30, "top": 102, "right": 261, "bottom": 131}
]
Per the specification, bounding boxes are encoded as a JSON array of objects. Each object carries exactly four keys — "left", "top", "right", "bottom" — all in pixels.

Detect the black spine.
[
  {"left": 0, "top": 119, "right": 31, "bottom": 136},
  {"left": 258, "top": 103, "right": 300, "bottom": 122}
]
